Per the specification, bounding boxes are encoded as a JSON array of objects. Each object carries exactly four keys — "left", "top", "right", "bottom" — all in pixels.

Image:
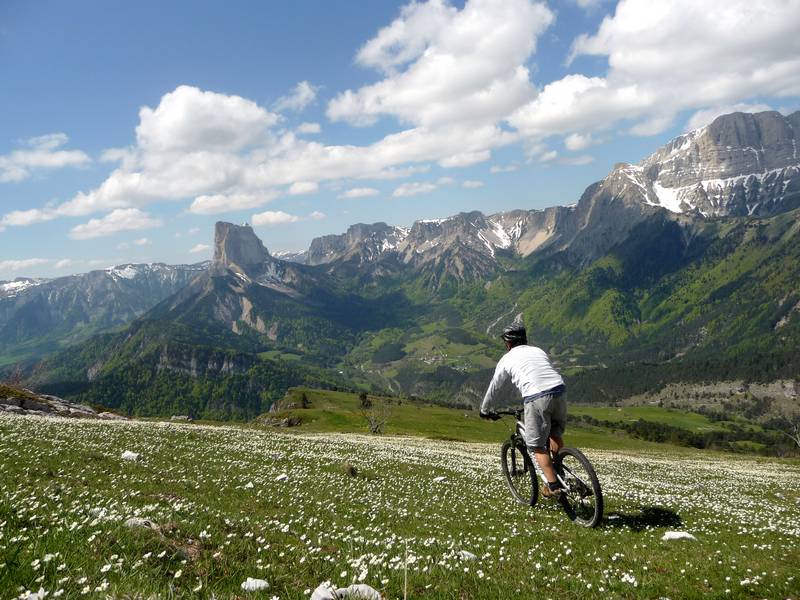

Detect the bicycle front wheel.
[
  {"left": 501, "top": 440, "right": 538, "bottom": 506},
  {"left": 554, "top": 447, "right": 603, "bottom": 527}
]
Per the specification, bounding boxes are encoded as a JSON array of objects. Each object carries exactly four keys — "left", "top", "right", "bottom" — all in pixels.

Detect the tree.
[
  {"left": 776, "top": 411, "right": 800, "bottom": 449},
  {"left": 359, "top": 391, "right": 372, "bottom": 409},
  {"left": 361, "top": 398, "right": 391, "bottom": 435}
]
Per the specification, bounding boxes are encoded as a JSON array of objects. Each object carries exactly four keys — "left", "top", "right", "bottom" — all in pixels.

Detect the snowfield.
[{"left": 0, "top": 415, "right": 798, "bottom": 598}]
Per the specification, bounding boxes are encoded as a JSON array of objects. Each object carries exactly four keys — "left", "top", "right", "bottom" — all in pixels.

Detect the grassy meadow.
[{"left": 1, "top": 399, "right": 799, "bottom": 599}]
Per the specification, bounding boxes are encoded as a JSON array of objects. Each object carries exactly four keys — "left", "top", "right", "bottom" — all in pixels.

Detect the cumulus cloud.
[
  {"left": 189, "top": 243, "right": 211, "bottom": 254},
  {"left": 338, "top": 187, "right": 380, "bottom": 199},
  {"left": 138, "top": 85, "right": 278, "bottom": 153},
  {"left": 309, "top": 211, "right": 326, "bottom": 220},
  {"left": 252, "top": 210, "right": 301, "bottom": 226},
  {"left": 189, "top": 192, "right": 278, "bottom": 215},
  {"left": 685, "top": 103, "right": 774, "bottom": 131},
  {"left": 0, "top": 133, "right": 90, "bottom": 183},
  {"left": 0, "top": 258, "right": 50, "bottom": 273},
  {"left": 393, "top": 181, "right": 437, "bottom": 197},
  {"left": 69, "top": 208, "right": 163, "bottom": 240},
  {"left": 511, "top": 0, "right": 800, "bottom": 138},
  {"left": 54, "top": 258, "right": 79, "bottom": 269},
  {"left": 490, "top": 163, "right": 518, "bottom": 173},
  {"left": 133, "top": 237, "right": 152, "bottom": 246},
  {"left": 439, "top": 150, "right": 491, "bottom": 168},
  {"left": 462, "top": 180, "right": 484, "bottom": 188},
  {"left": 273, "top": 81, "right": 319, "bottom": 112},
  {"left": 296, "top": 122, "right": 321, "bottom": 134},
  {"left": 328, "top": 0, "right": 553, "bottom": 128},
  {"left": 3, "top": 84, "right": 513, "bottom": 229},
  {"left": 564, "top": 133, "right": 595, "bottom": 151},
  {"left": 288, "top": 181, "right": 319, "bottom": 195}
]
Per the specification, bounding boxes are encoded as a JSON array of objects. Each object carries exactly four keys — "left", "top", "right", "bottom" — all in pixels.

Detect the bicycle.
[{"left": 492, "top": 408, "right": 604, "bottom": 528}]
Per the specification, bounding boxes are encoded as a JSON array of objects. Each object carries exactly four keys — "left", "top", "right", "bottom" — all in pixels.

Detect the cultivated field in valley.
[{"left": 0, "top": 415, "right": 798, "bottom": 599}]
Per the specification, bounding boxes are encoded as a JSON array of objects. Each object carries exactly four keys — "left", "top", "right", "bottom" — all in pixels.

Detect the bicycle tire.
[
  {"left": 501, "top": 440, "right": 538, "bottom": 506},
  {"left": 554, "top": 447, "right": 603, "bottom": 527}
]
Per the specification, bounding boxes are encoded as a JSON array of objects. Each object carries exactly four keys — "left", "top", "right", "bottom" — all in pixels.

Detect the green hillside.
[{"left": 260, "top": 388, "right": 794, "bottom": 455}]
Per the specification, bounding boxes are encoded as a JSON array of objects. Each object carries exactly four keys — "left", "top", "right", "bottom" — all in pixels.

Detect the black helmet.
[{"left": 501, "top": 324, "right": 527, "bottom": 346}]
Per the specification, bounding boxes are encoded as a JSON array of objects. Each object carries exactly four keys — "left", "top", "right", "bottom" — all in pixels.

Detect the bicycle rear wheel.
[
  {"left": 554, "top": 447, "right": 603, "bottom": 527},
  {"left": 501, "top": 440, "right": 538, "bottom": 506}
]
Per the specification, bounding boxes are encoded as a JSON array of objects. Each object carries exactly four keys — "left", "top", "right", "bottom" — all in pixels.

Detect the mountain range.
[{"left": 4, "top": 110, "right": 799, "bottom": 418}]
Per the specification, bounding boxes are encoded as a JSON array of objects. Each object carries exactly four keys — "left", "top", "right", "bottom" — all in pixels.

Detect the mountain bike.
[{"left": 492, "top": 408, "right": 603, "bottom": 527}]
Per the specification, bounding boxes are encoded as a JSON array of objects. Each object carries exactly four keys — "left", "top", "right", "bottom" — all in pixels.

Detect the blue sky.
[{"left": 1, "top": 0, "right": 798, "bottom": 278}]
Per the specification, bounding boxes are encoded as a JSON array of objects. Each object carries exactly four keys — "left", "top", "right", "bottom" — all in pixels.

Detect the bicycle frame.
[{"left": 501, "top": 409, "right": 566, "bottom": 489}]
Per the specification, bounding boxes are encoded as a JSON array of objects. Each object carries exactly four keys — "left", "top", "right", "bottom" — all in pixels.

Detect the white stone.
[
  {"left": 241, "top": 577, "right": 269, "bottom": 591},
  {"left": 458, "top": 550, "right": 477, "bottom": 561},
  {"left": 662, "top": 531, "right": 696, "bottom": 541},
  {"left": 275, "top": 473, "right": 288, "bottom": 482},
  {"left": 121, "top": 450, "right": 139, "bottom": 461}
]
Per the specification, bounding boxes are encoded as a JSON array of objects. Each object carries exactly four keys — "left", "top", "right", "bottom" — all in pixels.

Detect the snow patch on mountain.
[{"left": 0, "top": 278, "right": 47, "bottom": 298}]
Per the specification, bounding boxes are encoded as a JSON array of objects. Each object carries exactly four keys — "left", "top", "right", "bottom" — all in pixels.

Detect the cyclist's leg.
[
  {"left": 524, "top": 396, "right": 558, "bottom": 484},
  {"left": 549, "top": 391, "right": 567, "bottom": 456}
]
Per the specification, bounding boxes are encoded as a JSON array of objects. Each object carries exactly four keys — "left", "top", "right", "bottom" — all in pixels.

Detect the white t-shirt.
[{"left": 480, "top": 345, "right": 564, "bottom": 412}]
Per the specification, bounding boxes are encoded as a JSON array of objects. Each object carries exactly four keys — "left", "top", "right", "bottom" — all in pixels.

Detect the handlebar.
[{"left": 486, "top": 409, "right": 523, "bottom": 419}]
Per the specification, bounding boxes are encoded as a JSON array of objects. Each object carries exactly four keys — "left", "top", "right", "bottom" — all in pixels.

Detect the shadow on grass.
[{"left": 604, "top": 506, "right": 682, "bottom": 531}]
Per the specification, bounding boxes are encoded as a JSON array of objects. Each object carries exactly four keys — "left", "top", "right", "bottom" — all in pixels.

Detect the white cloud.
[
  {"left": 393, "top": 181, "right": 437, "bottom": 197},
  {"left": 0, "top": 207, "right": 58, "bottom": 227},
  {"left": 356, "top": 0, "right": 457, "bottom": 75},
  {"left": 69, "top": 208, "right": 163, "bottom": 240},
  {"left": 188, "top": 227, "right": 200, "bottom": 234},
  {"left": 4, "top": 86, "right": 514, "bottom": 228},
  {"left": 338, "top": 187, "right": 380, "bottom": 199},
  {"left": 273, "top": 81, "right": 319, "bottom": 112},
  {"left": 685, "top": 103, "right": 774, "bottom": 131},
  {"left": 328, "top": 0, "right": 553, "bottom": 128},
  {"left": 54, "top": 258, "right": 79, "bottom": 269},
  {"left": 288, "top": 181, "right": 318, "bottom": 195},
  {"left": 539, "top": 150, "right": 558, "bottom": 162},
  {"left": 462, "top": 180, "right": 484, "bottom": 188},
  {"left": 189, "top": 192, "right": 278, "bottom": 215},
  {"left": 490, "top": 163, "right": 518, "bottom": 173},
  {"left": 356, "top": 164, "right": 430, "bottom": 181},
  {"left": 564, "top": 132, "right": 594, "bottom": 151},
  {"left": 137, "top": 85, "right": 278, "bottom": 153},
  {"left": 252, "top": 210, "right": 301, "bottom": 226},
  {"left": 117, "top": 242, "right": 130, "bottom": 250},
  {"left": 296, "top": 122, "right": 321, "bottom": 134},
  {"left": 439, "top": 150, "right": 491, "bottom": 168},
  {"left": 512, "top": 0, "right": 800, "bottom": 139},
  {"left": 133, "top": 237, "right": 152, "bottom": 246},
  {"left": 0, "top": 258, "right": 50, "bottom": 273},
  {"left": 559, "top": 154, "right": 595, "bottom": 166},
  {"left": 189, "top": 243, "right": 211, "bottom": 254},
  {"left": 572, "top": 0, "right": 603, "bottom": 10},
  {"left": 309, "top": 211, "right": 326, "bottom": 220},
  {"left": 437, "top": 176, "right": 456, "bottom": 185},
  {"left": 0, "top": 133, "right": 90, "bottom": 183}
]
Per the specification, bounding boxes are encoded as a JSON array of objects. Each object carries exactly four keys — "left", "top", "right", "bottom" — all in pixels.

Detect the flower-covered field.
[{"left": 0, "top": 414, "right": 798, "bottom": 599}]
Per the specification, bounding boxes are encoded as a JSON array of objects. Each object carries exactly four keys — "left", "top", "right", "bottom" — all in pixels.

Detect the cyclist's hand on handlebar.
[{"left": 480, "top": 410, "right": 501, "bottom": 421}]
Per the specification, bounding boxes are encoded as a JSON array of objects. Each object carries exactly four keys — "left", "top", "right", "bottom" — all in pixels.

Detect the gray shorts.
[{"left": 522, "top": 390, "right": 567, "bottom": 449}]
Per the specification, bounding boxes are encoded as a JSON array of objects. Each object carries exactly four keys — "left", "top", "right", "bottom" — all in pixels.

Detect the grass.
[
  {"left": 0, "top": 414, "right": 798, "bottom": 599},
  {"left": 0, "top": 383, "right": 41, "bottom": 402},
  {"left": 569, "top": 405, "right": 729, "bottom": 432},
  {"left": 267, "top": 388, "right": 673, "bottom": 451}
]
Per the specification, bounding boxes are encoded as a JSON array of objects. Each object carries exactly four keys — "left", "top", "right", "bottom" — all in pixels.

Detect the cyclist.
[{"left": 480, "top": 322, "right": 566, "bottom": 498}]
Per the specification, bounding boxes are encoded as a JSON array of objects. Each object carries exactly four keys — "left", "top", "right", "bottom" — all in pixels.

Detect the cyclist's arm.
[{"left": 480, "top": 359, "right": 510, "bottom": 413}]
